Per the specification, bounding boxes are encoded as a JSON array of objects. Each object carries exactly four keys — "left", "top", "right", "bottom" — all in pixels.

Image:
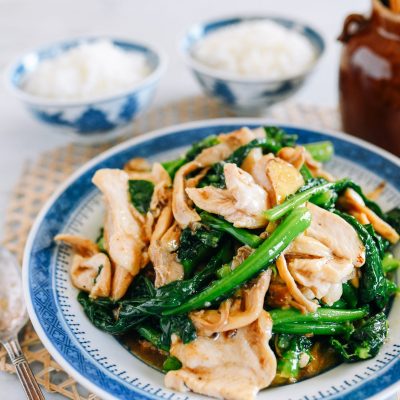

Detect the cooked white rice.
[
  {"left": 192, "top": 20, "right": 316, "bottom": 80},
  {"left": 23, "top": 40, "right": 151, "bottom": 100}
]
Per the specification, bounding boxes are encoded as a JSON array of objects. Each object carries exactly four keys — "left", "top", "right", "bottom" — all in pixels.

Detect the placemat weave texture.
[{"left": 0, "top": 97, "right": 339, "bottom": 399}]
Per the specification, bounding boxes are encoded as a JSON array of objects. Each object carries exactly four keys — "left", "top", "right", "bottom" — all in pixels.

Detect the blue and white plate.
[{"left": 23, "top": 119, "right": 400, "bottom": 400}]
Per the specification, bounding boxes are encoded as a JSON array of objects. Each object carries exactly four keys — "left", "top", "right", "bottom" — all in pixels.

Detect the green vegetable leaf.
[
  {"left": 159, "top": 315, "right": 197, "bottom": 349},
  {"left": 264, "top": 126, "right": 297, "bottom": 150},
  {"left": 164, "top": 207, "right": 311, "bottom": 316},
  {"left": 330, "top": 313, "right": 388, "bottom": 362},
  {"left": 128, "top": 180, "right": 154, "bottom": 214},
  {"left": 304, "top": 141, "right": 334, "bottom": 162},
  {"left": 382, "top": 253, "right": 400, "bottom": 273},
  {"left": 276, "top": 335, "right": 312, "bottom": 381},
  {"left": 386, "top": 207, "right": 400, "bottom": 234},
  {"left": 177, "top": 226, "right": 223, "bottom": 277},
  {"left": 161, "top": 135, "right": 220, "bottom": 179},
  {"left": 96, "top": 228, "right": 106, "bottom": 253},
  {"left": 163, "top": 356, "right": 182, "bottom": 371},
  {"left": 200, "top": 211, "right": 262, "bottom": 248},
  {"left": 335, "top": 211, "right": 388, "bottom": 310},
  {"left": 185, "top": 135, "right": 219, "bottom": 161}
]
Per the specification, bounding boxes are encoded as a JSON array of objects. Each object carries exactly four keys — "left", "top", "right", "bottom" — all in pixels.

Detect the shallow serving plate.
[{"left": 23, "top": 119, "right": 400, "bottom": 400}]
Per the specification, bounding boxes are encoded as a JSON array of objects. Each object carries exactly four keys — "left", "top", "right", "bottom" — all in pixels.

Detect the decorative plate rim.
[{"left": 22, "top": 117, "right": 400, "bottom": 400}]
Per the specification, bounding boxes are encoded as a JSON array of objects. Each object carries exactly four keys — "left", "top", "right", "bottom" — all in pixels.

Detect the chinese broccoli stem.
[
  {"left": 264, "top": 181, "right": 337, "bottom": 221},
  {"left": 163, "top": 356, "right": 182, "bottom": 371},
  {"left": 200, "top": 211, "right": 263, "bottom": 248},
  {"left": 269, "top": 306, "right": 368, "bottom": 326},
  {"left": 273, "top": 322, "right": 351, "bottom": 335},
  {"left": 304, "top": 141, "right": 334, "bottom": 162},
  {"left": 382, "top": 253, "right": 400, "bottom": 273},
  {"left": 136, "top": 326, "right": 169, "bottom": 352}
]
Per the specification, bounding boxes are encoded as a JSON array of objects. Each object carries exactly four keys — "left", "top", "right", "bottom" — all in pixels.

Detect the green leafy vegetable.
[
  {"left": 161, "top": 157, "right": 186, "bottom": 178},
  {"left": 159, "top": 315, "right": 196, "bottom": 349},
  {"left": 96, "top": 228, "right": 106, "bottom": 253},
  {"left": 163, "top": 356, "right": 182, "bottom": 372},
  {"left": 199, "top": 139, "right": 268, "bottom": 188},
  {"left": 385, "top": 279, "right": 400, "bottom": 296},
  {"left": 330, "top": 313, "right": 388, "bottom": 361},
  {"left": 264, "top": 180, "right": 335, "bottom": 221},
  {"left": 161, "top": 135, "right": 220, "bottom": 178},
  {"left": 136, "top": 325, "right": 169, "bottom": 352},
  {"left": 365, "top": 224, "right": 389, "bottom": 259},
  {"left": 177, "top": 226, "right": 224, "bottom": 277},
  {"left": 269, "top": 306, "right": 368, "bottom": 325},
  {"left": 273, "top": 322, "right": 352, "bottom": 335},
  {"left": 382, "top": 253, "right": 400, "bottom": 273},
  {"left": 128, "top": 180, "right": 154, "bottom": 214},
  {"left": 200, "top": 211, "right": 263, "bottom": 248},
  {"left": 276, "top": 335, "right": 312, "bottom": 381},
  {"left": 163, "top": 206, "right": 312, "bottom": 316},
  {"left": 304, "top": 141, "right": 334, "bottom": 162},
  {"left": 185, "top": 135, "right": 220, "bottom": 161},
  {"left": 386, "top": 207, "right": 400, "bottom": 234},
  {"left": 300, "top": 165, "right": 313, "bottom": 182},
  {"left": 199, "top": 126, "right": 298, "bottom": 189},
  {"left": 263, "top": 126, "right": 297, "bottom": 151},
  {"left": 335, "top": 211, "right": 388, "bottom": 310},
  {"left": 78, "top": 244, "right": 233, "bottom": 337},
  {"left": 341, "top": 283, "right": 358, "bottom": 308}
]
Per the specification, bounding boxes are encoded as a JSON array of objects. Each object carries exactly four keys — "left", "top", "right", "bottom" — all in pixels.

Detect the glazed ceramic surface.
[
  {"left": 182, "top": 17, "right": 324, "bottom": 115},
  {"left": 23, "top": 119, "right": 400, "bottom": 400},
  {"left": 7, "top": 37, "right": 165, "bottom": 141}
]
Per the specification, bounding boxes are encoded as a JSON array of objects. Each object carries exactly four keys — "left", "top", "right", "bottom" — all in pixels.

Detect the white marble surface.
[{"left": 2, "top": 0, "right": 396, "bottom": 399}]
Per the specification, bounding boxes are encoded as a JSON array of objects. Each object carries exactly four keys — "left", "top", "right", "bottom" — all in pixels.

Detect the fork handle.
[{"left": 3, "top": 336, "right": 45, "bottom": 400}]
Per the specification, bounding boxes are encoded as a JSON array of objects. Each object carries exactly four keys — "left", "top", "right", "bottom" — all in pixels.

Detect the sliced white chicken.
[
  {"left": 306, "top": 203, "right": 365, "bottom": 267},
  {"left": 148, "top": 204, "right": 183, "bottom": 287},
  {"left": 288, "top": 257, "right": 355, "bottom": 305},
  {"left": 148, "top": 163, "right": 171, "bottom": 211},
  {"left": 286, "top": 234, "right": 333, "bottom": 258},
  {"left": 92, "top": 169, "right": 146, "bottom": 300},
  {"left": 245, "top": 153, "right": 275, "bottom": 193},
  {"left": 54, "top": 234, "right": 99, "bottom": 257},
  {"left": 186, "top": 163, "right": 268, "bottom": 228},
  {"left": 172, "top": 127, "right": 262, "bottom": 229},
  {"left": 124, "top": 157, "right": 152, "bottom": 173},
  {"left": 342, "top": 188, "right": 399, "bottom": 244},
  {"left": 190, "top": 270, "right": 271, "bottom": 336},
  {"left": 70, "top": 253, "right": 112, "bottom": 298},
  {"left": 276, "top": 254, "right": 318, "bottom": 312},
  {"left": 217, "top": 126, "right": 260, "bottom": 149},
  {"left": 165, "top": 311, "right": 276, "bottom": 400},
  {"left": 241, "top": 148, "right": 263, "bottom": 176},
  {"left": 172, "top": 161, "right": 203, "bottom": 228}
]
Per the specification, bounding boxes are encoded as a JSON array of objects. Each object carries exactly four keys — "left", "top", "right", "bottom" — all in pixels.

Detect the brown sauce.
[
  {"left": 120, "top": 333, "right": 167, "bottom": 372},
  {"left": 120, "top": 334, "right": 341, "bottom": 386}
]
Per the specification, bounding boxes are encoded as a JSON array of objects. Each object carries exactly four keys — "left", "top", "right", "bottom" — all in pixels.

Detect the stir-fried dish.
[{"left": 55, "top": 126, "right": 400, "bottom": 400}]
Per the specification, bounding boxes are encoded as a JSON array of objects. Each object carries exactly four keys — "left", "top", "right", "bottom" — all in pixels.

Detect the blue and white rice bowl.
[
  {"left": 181, "top": 16, "right": 325, "bottom": 115},
  {"left": 6, "top": 37, "right": 166, "bottom": 142}
]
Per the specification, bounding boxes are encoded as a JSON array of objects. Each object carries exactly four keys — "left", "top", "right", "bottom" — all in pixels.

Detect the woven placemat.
[{"left": 0, "top": 97, "right": 339, "bottom": 399}]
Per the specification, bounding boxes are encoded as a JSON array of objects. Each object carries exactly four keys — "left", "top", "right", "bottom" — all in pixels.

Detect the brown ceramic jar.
[{"left": 339, "top": 0, "right": 400, "bottom": 156}]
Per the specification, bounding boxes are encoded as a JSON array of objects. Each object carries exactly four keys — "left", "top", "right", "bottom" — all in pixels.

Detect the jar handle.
[{"left": 338, "top": 14, "right": 369, "bottom": 43}]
